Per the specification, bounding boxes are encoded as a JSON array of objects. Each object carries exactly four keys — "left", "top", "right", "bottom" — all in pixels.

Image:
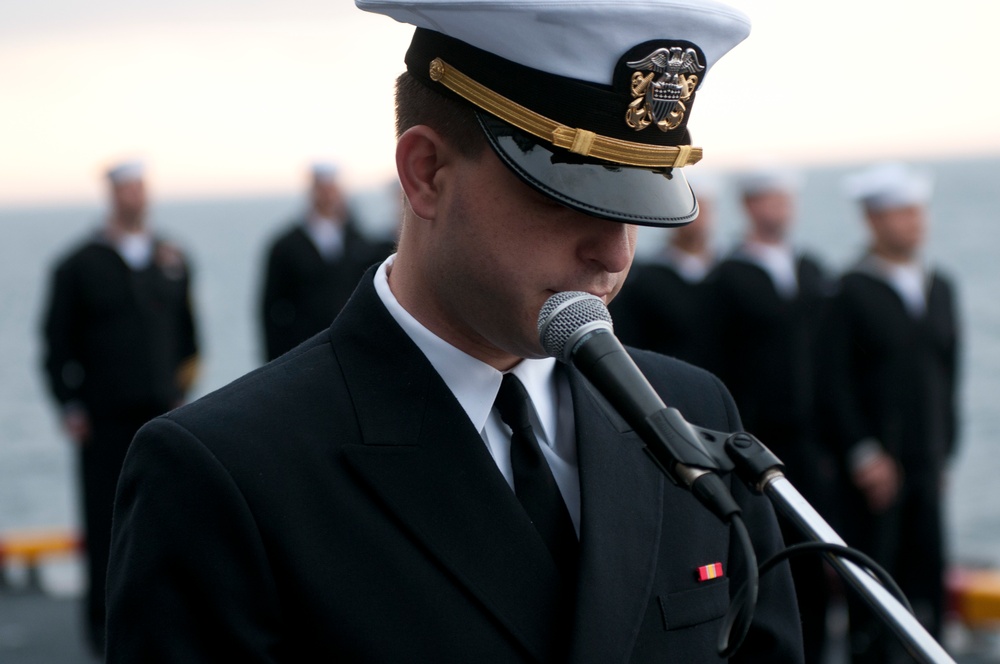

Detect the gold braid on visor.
[{"left": 429, "top": 58, "right": 703, "bottom": 170}]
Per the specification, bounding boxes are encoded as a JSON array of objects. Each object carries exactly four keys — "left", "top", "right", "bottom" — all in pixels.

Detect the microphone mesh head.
[{"left": 537, "top": 291, "right": 614, "bottom": 361}]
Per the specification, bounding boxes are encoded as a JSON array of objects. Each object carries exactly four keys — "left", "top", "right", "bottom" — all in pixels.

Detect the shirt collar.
[
  {"left": 734, "top": 240, "right": 798, "bottom": 298},
  {"left": 658, "top": 244, "right": 715, "bottom": 283},
  {"left": 373, "top": 255, "right": 558, "bottom": 440},
  {"left": 506, "top": 357, "right": 559, "bottom": 447},
  {"left": 304, "top": 215, "right": 344, "bottom": 259},
  {"left": 99, "top": 228, "right": 154, "bottom": 270},
  {"left": 738, "top": 238, "right": 794, "bottom": 262},
  {"left": 856, "top": 253, "right": 927, "bottom": 316}
]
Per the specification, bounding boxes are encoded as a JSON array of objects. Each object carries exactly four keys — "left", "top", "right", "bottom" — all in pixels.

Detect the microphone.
[{"left": 538, "top": 291, "right": 740, "bottom": 522}]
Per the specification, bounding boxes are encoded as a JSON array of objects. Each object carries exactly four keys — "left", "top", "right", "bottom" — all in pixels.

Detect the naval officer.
[{"left": 107, "top": 2, "right": 804, "bottom": 661}]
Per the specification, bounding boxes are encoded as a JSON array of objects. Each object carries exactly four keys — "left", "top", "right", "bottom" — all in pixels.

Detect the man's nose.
[{"left": 577, "top": 217, "right": 636, "bottom": 275}]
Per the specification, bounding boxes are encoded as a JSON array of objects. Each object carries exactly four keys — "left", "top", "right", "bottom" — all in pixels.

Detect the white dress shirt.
[{"left": 373, "top": 256, "right": 581, "bottom": 534}]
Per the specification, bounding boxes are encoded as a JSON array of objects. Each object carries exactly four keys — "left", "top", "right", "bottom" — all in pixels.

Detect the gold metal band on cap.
[{"left": 428, "top": 58, "right": 702, "bottom": 169}]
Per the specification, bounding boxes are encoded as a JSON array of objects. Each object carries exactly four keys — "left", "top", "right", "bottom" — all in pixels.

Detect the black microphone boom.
[{"left": 537, "top": 291, "right": 739, "bottom": 522}]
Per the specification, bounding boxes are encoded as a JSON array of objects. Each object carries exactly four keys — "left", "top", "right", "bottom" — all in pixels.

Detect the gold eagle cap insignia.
[{"left": 625, "top": 47, "right": 705, "bottom": 132}]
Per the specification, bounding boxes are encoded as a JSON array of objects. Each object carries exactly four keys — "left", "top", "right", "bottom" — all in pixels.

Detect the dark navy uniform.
[
  {"left": 704, "top": 246, "right": 837, "bottom": 663},
  {"left": 108, "top": 272, "right": 802, "bottom": 663},
  {"left": 818, "top": 259, "right": 960, "bottom": 661},
  {"left": 41, "top": 232, "right": 198, "bottom": 651}
]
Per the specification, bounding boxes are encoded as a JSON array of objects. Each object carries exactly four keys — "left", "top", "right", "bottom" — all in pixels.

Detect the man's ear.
[{"left": 396, "top": 125, "right": 452, "bottom": 222}]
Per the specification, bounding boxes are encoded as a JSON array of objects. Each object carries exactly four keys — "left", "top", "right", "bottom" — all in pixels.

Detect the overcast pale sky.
[{"left": 2, "top": 0, "right": 997, "bottom": 206}]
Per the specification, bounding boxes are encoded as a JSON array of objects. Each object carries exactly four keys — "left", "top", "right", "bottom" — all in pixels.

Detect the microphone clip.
[
  {"left": 643, "top": 407, "right": 733, "bottom": 479},
  {"left": 642, "top": 410, "right": 785, "bottom": 496}
]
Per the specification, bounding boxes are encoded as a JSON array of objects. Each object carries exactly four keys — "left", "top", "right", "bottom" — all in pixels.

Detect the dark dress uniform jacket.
[
  {"left": 42, "top": 237, "right": 197, "bottom": 417},
  {"left": 703, "top": 252, "right": 827, "bottom": 485},
  {"left": 41, "top": 234, "right": 198, "bottom": 651},
  {"left": 702, "top": 251, "right": 834, "bottom": 663},
  {"left": 819, "top": 267, "right": 960, "bottom": 475},
  {"left": 261, "top": 220, "right": 394, "bottom": 361},
  {"left": 108, "top": 271, "right": 803, "bottom": 663},
  {"left": 817, "top": 264, "right": 960, "bottom": 639}
]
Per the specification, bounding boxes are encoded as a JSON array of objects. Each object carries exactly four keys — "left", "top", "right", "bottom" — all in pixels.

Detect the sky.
[{"left": 2, "top": 0, "right": 998, "bottom": 207}]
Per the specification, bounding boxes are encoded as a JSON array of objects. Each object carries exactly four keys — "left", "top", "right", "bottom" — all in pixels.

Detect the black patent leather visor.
[{"left": 478, "top": 113, "right": 699, "bottom": 227}]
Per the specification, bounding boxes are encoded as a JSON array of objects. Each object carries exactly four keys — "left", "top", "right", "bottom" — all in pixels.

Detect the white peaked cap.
[
  {"left": 356, "top": 0, "right": 751, "bottom": 227},
  {"left": 843, "top": 161, "right": 933, "bottom": 212},
  {"left": 356, "top": 0, "right": 750, "bottom": 86}
]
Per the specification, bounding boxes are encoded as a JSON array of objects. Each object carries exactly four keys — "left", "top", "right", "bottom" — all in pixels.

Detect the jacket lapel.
[
  {"left": 567, "top": 369, "right": 667, "bottom": 664},
  {"left": 330, "top": 276, "right": 566, "bottom": 663}
]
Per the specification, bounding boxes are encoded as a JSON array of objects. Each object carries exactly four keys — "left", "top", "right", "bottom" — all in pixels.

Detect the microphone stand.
[
  {"left": 657, "top": 415, "right": 956, "bottom": 664},
  {"left": 760, "top": 471, "right": 953, "bottom": 664}
]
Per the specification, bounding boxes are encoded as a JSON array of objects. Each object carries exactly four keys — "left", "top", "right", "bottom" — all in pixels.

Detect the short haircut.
[{"left": 394, "top": 72, "right": 486, "bottom": 159}]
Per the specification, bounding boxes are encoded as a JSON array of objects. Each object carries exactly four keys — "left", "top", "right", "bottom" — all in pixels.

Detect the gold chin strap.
[{"left": 429, "top": 58, "right": 703, "bottom": 169}]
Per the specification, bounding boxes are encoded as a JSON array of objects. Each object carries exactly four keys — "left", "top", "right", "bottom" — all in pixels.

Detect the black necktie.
[{"left": 495, "top": 373, "right": 578, "bottom": 574}]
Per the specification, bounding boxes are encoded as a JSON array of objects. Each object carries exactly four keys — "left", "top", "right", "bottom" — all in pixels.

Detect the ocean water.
[{"left": 2, "top": 155, "right": 999, "bottom": 573}]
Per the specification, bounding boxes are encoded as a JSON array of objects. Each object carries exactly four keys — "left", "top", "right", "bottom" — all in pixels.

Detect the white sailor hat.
[
  {"left": 105, "top": 160, "right": 145, "bottom": 184},
  {"left": 843, "top": 161, "right": 933, "bottom": 212},
  {"left": 311, "top": 161, "right": 341, "bottom": 183},
  {"left": 735, "top": 163, "right": 804, "bottom": 198},
  {"left": 356, "top": 0, "right": 751, "bottom": 226}
]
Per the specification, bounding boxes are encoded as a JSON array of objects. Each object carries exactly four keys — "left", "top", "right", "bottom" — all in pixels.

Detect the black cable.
[
  {"left": 758, "top": 541, "right": 915, "bottom": 615},
  {"left": 717, "top": 514, "right": 758, "bottom": 658},
  {"left": 718, "top": 538, "right": 914, "bottom": 658}
]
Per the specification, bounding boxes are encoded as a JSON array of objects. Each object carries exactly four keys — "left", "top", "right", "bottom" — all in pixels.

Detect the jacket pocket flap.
[{"left": 658, "top": 579, "right": 730, "bottom": 631}]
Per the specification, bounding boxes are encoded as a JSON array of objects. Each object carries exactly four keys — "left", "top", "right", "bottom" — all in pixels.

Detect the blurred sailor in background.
[
  {"left": 40, "top": 160, "right": 199, "bottom": 655},
  {"left": 818, "top": 161, "right": 961, "bottom": 663},
  {"left": 610, "top": 170, "right": 720, "bottom": 367},
  {"left": 703, "top": 165, "right": 835, "bottom": 663},
  {"left": 260, "top": 161, "right": 395, "bottom": 361}
]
